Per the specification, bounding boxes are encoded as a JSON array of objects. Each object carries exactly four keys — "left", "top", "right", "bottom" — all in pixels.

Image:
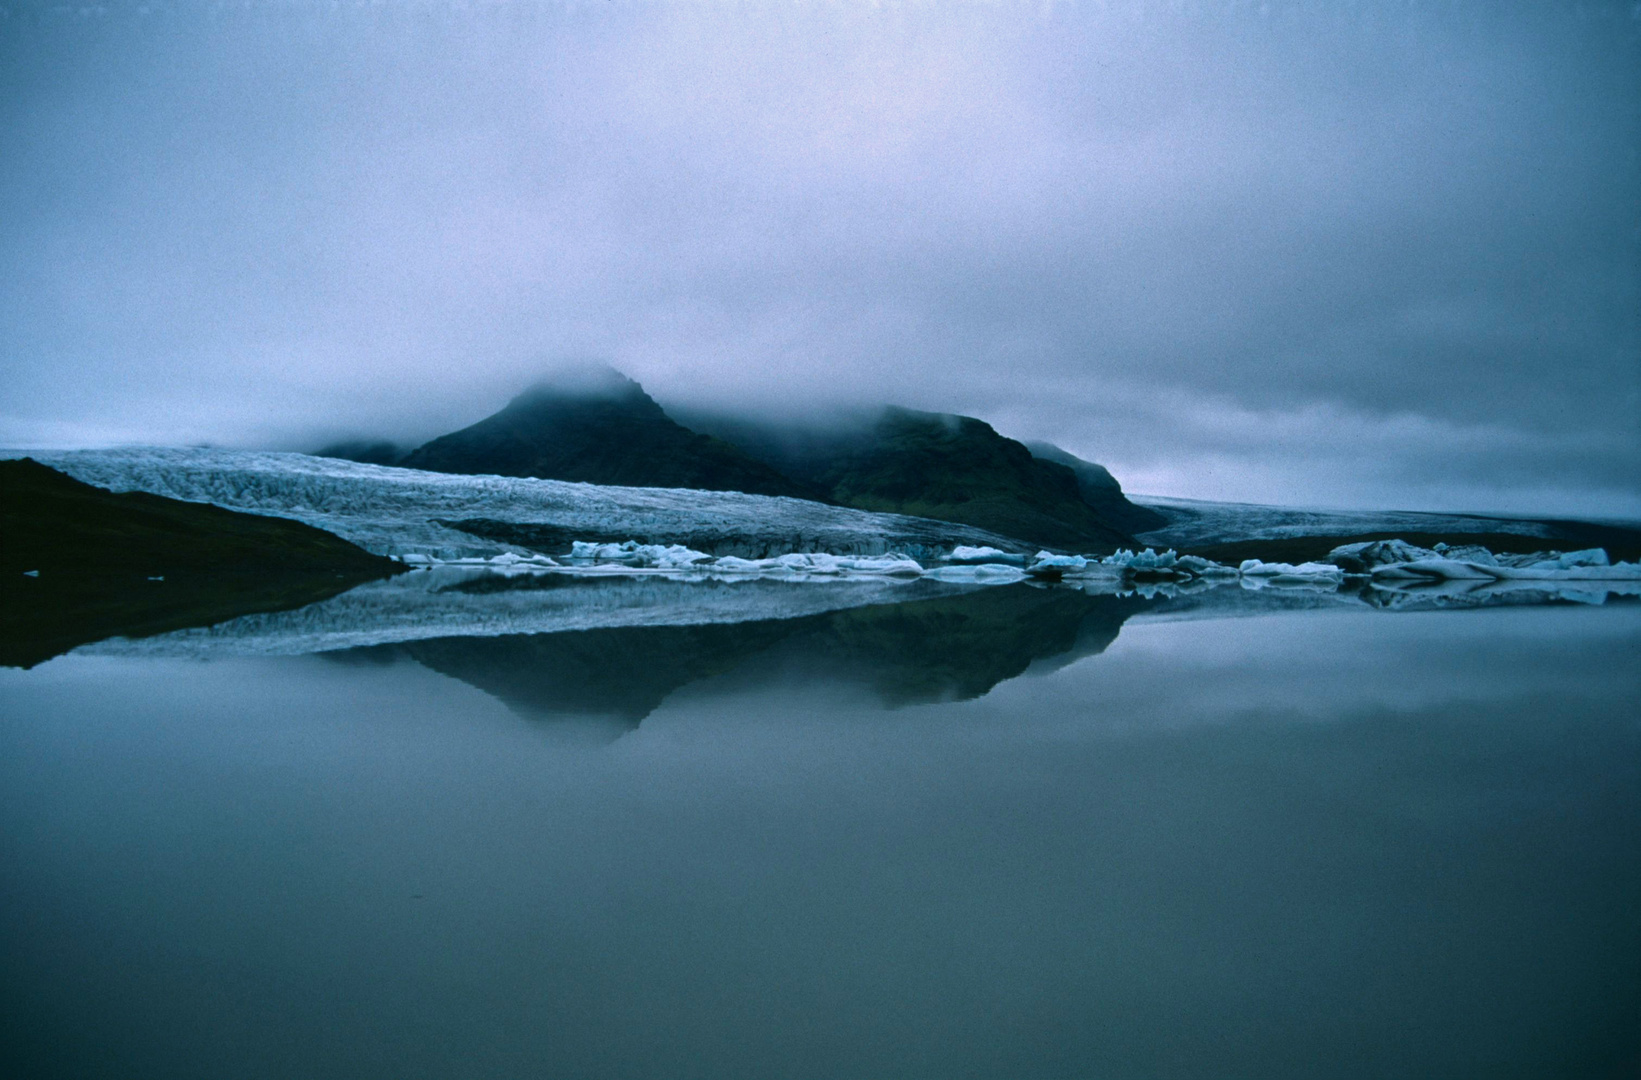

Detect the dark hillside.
[
  {"left": 1, "top": 458, "right": 400, "bottom": 666},
  {"left": 1023, "top": 441, "right": 1168, "bottom": 534},
  {"left": 400, "top": 370, "right": 827, "bottom": 501},
  {"left": 681, "top": 406, "right": 1139, "bottom": 552}
]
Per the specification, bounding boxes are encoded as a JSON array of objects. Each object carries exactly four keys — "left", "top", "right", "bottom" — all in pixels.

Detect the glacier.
[
  {"left": 10, "top": 446, "right": 1029, "bottom": 561},
  {"left": 8, "top": 447, "right": 1638, "bottom": 615},
  {"left": 1130, "top": 494, "right": 1568, "bottom": 549}
]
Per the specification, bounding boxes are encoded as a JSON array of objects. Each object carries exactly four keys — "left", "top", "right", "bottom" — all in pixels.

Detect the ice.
[
  {"left": 1175, "top": 554, "right": 1240, "bottom": 577},
  {"left": 1366, "top": 557, "right": 1498, "bottom": 582},
  {"left": 1526, "top": 548, "right": 1609, "bottom": 570},
  {"left": 923, "top": 564, "right": 1029, "bottom": 584},
  {"left": 76, "top": 568, "right": 977, "bottom": 657},
  {"left": 568, "top": 541, "right": 712, "bottom": 568},
  {"left": 1234, "top": 564, "right": 1339, "bottom": 581},
  {"left": 1326, "top": 538, "right": 1641, "bottom": 584},
  {"left": 1133, "top": 495, "right": 1559, "bottom": 549},
  {"left": 1099, "top": 548, "right": 1179, "bottom": 571},
  {"left": 1030, "top": 552, "right": 1089, "bottom": 571},
  {"left": 11, "top": 446, "right": 1023, "bottom": 562},
  {"left": 944, "top": 546, "right": 1028, "bottom": 565}
]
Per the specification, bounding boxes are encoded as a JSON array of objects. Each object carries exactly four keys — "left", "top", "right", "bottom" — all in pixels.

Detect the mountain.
[
  {"left": 397, "top": 368, "right": 825, "bottom": 500},
  {"left": 677, "top": 406, "right": 1139, "bottom": 552},
  {"left": 314, "top": 439, "right": 406, "bottom": 466},
  {"left": 1022, "top": 441, "right": 1168, "bottom": 534},
  {"left": 1, "top": 458, "right": 401, "bottom": 667}
]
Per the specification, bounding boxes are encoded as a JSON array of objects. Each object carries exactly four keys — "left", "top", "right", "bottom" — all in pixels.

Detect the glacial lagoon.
[{"left": 1, "top": 580, "right": 1637, "bottom": 1078}]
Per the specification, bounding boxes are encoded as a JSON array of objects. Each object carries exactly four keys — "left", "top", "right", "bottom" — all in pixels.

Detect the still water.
[{"left": 1, "top": 586, "right": 1637, "bottom": 1078}]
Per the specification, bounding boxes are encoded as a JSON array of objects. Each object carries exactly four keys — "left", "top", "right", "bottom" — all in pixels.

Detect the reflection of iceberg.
[{"left": 326, "top": 586, "right": 1161, "bottom": 727}]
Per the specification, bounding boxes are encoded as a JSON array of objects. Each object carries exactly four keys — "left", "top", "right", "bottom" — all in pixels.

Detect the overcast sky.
[{"left": 2, "top": 0, "right": 1637, "bottom": 516}]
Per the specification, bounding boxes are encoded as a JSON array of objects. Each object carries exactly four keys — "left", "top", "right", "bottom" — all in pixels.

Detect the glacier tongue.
[{"left": 11, "top": 446, "right": 1027, "bottom": 561}]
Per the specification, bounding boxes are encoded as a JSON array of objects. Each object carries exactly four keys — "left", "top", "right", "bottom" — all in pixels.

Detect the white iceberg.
[
  {"left": 944, "top": 546, "right": 1029, "bottom": 565},
  {"left": 1238, "top": 559, "right": 1347, "bottom": 584},
  {"left": 1030, "top": 552, "right": 1089, "bottom": 571}
]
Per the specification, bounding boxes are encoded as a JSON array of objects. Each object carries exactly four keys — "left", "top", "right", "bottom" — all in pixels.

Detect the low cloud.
[{"left": 1, "top": 1, "right": 1635, "bottom": 515}]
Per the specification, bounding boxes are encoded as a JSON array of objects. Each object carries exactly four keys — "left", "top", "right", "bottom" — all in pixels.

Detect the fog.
[{"left": 1, "top": 1, "right": 1636, "bottom": 516}]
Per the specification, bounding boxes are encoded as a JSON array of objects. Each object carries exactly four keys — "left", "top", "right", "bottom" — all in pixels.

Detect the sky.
[{"left": 1, "top": 0, "right": 1637, "bottom": 517}]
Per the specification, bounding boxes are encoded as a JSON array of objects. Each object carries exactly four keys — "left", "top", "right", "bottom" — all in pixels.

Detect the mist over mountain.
[
  {"left": 676, "top": 404, "right": 1141, "bottom": 552},
  {"left": 1022, "top": 441, "right": 1168, "bottom": 535},
  {"left": 330, "top": 367, "right": 1154, "bottom": 551},
  {"left": 395, "top": 368, "right": 824, "bottom": 502}
]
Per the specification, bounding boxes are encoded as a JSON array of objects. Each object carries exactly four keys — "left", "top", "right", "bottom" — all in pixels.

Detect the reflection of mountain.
[
  {"left": 335, "top": 585, "right": 1156, "bottom": 728},
  {"left": 1, "top": 458, "right": 400, "bottom": 668}
]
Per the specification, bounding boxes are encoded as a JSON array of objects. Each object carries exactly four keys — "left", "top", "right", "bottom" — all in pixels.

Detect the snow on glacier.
[
  {"left": 1131, "top": 495, "right": 1562, "bottom": 548},
  {"left": 9, "top": 446, "right": 1026, "bottom": 560}
]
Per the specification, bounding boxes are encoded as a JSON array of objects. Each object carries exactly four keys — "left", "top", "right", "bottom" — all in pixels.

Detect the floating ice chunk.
[
  {"left": 709, "top": 556, "right": 772, "bottom": 574},
  {"left": 1527, "top": 548, "right": 1609, "bottom": 570},
  {"left": 568, "top": 541, "right": 711, "bottom": 568},
  {"left": 924, "top": 564, "right": 1027, "bottom": 584},
  {"left": 1370, "top": 557, "right": 1498, "bottom": 581},
  {"left": 1031, "top": 552, "right": 1088, "bottom": 571},
  {"left": 1175, "top": 554, "right": 1238, "bottom": 576},
  {"left": 1239, "top": 559, "right": 1346, "bottom": 581},
  {"left": 1100, "top": 548, "right": 1179, "bottom": 570},
  {"left": 829, "top": 554, "right": 925, "bottom": 575},
  {"left": 22, "top": 569, "right": 39, "bottom": 577},
  {"left": 944, "top": 546, "right": 1028, "bottom": 565},
  {"left": 399, "top": 553, "right": 437, "bottom": 566},
  {"left": 1432, "top": 543, "right": 1500, "bottom": 566},
  {"left": 1326, "top": 539, "right": 1438, "bottom": 573}
]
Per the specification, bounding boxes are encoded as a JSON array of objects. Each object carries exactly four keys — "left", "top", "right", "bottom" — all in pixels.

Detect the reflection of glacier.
[
  {"left": 331, "top": 586, "right": 1162, "bottom": 726},
  {"left": 18, "top": 447, "right": 1022, "bottom": 560},
  {"left": 81, "top": 569, "right": 976, "bottom": 656}
]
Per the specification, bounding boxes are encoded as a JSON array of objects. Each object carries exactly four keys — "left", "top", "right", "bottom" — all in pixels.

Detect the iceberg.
[
  {"left": 944, "top": 546, "right": 1029, "bottom": 565},
  {"left": 924, "top": 564, "right": 1029, "bottom": 584},
  {"left": 1030, "top": 552, "right": 1089, "bottom": 571},
  {"left": 1327, "top": 538, "right": 1641, "bottom": 584},
  {"left": 1237, "top": 559, "right": 1347, "bottom": 585}
]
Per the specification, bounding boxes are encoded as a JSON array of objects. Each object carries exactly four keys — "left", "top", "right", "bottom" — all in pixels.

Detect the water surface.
[{"left": 1, "top": 588, "right": 1637, "bottom": 1078}]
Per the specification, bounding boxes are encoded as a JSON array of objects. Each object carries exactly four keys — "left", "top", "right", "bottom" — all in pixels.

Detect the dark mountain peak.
[
  {"left": 507, "top": 364, "right": 663, "bottom": 416},
  {"left": 398, "top": 369, "right": 826, "bottom": 500}
]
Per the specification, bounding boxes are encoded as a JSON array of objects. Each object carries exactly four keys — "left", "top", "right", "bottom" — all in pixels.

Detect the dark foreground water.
[{"left": 1, "top": 590, "right": 1638, "bottom": 1079}]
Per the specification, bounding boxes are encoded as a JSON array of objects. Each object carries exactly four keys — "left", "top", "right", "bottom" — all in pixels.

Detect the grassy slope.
[{"left": 1, "top": 458, "right": 402, "bottom": 667}]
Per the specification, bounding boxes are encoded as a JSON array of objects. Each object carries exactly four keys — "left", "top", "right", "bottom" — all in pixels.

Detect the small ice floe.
[
  {"left": 924, "top": 564, "right": 1028, "bottom": 584},
  {"left": 943, "top": 546, "right": 1029, "bottom": 565},
  {"left": 147, "top": 575, "right": 164, "bottom": 581},
  {"left": 1029, "top": 552, "right": 1089, "bottom": 572},
  {"left": 22, "top": 570, "right": 39, "bottom": 577},
  {"left": 711, "top": 552, "right": 924, "bottom": 577},
  {"left": 1237, "top": 560, "right": 1347, "bottom": 587},
  {"left": 568, "top": 541, "right": 712, "bottom": 569}
]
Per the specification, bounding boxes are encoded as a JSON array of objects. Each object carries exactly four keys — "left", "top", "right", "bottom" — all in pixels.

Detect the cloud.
[{"left": 1, "top": 1, "right": 1635, "bottom": 515}]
